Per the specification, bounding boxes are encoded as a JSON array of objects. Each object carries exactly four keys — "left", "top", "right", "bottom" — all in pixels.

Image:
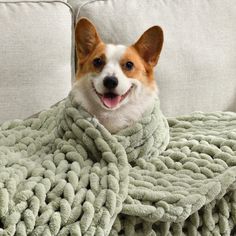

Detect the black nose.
[{"left": 103, "top": 76, "right": 118, "bottom": 89}]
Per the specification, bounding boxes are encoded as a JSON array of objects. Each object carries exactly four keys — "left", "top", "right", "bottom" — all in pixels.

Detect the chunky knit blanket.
[{"left": 0, "top": 93, "right": 236, "bottom": 236}]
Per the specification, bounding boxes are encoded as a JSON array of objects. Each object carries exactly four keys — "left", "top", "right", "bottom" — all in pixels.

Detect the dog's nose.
[{"left": 103, "top": 76, "right": 118, "bottom": 89}]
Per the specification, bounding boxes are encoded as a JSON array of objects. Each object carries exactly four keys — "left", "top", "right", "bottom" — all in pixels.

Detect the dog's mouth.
[{"left": 93, "top": 84, "right": 132, "bottom": 109}]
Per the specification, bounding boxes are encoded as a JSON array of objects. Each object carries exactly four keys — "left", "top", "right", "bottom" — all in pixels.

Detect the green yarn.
[{"left": 0, "top": 92, "right": 236, "bottom": 235}]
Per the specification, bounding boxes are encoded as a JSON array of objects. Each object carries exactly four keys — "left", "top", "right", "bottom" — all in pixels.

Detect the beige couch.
[{"left": 0, "top": 0, "right": 235, "bottom": 123}]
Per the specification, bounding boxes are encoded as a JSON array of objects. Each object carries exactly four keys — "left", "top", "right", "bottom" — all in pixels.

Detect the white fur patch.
[
  {"left": 93, "top": 44, "right": 131, "bottom": 96},
  {"left": 106, "top": 44, "right": 127, "bottom": 61}
]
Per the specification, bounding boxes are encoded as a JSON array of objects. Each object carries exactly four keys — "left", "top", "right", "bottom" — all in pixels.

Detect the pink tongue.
[{"left": 101, "top": 95, "right": 121, "bottom": 108}]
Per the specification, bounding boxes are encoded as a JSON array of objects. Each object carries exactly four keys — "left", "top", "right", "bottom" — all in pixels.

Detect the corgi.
[{"left": 71, "top": 18, "right": 163, "bottom": 133}]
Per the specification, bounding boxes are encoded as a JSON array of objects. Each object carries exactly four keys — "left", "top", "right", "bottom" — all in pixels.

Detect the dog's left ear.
[{"left": 133, "top": 26, "right": 163, "bottom": 67}]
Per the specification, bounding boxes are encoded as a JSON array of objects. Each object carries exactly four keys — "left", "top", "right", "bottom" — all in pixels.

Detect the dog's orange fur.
[
  {"left": 76, "top": 43, "right": 106, "bottom": 79},
  {"left": 120, "top": 46, "right": 157, "bottom": 89}
]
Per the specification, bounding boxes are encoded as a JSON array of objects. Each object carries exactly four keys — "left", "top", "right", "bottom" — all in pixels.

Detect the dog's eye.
[
  {"left": 93, "top": 57, "right": 104, "bottom": 68},
  {"left": 124, "top": 61, "right": 134, "bottom": 71}
]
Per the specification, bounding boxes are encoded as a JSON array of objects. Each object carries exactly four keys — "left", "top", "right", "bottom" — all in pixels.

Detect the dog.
[{"left": 71, "top": 18, "right": 163, "bottom": 133}]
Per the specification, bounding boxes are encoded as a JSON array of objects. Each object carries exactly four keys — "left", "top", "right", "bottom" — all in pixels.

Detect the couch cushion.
[
  {"left": 0, "top": 0, "right": 74, "bottom": 123},
  {"left": 69, "top": 0, "right": 236, "bottom": 116}
]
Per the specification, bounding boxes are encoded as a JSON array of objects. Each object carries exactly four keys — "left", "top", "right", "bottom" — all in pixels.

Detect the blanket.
[{"left": 0, "top": 93, "right": 236, "bottom": 236}]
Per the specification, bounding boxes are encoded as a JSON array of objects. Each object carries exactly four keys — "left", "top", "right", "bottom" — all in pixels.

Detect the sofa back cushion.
[
  {"left": 0, "top": 0, "right": 73, "bottom": 122},
  {"left": 70, "top": 0, "right": 236, "bottom": 116}
]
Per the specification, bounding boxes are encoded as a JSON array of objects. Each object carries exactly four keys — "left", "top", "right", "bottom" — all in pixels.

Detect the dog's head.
[{"left": 73, "top": 18, "right": 163, "bottom": 111}]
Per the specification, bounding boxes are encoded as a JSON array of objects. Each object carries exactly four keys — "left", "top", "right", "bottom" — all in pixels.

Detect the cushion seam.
[{"left": 76, "top": 0, "right": 108, "bottom": 21}]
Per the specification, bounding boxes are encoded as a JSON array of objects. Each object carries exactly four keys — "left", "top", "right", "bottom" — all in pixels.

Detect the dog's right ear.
[{"left": 75, "top": 18, "right": 102, "bottom": 61}]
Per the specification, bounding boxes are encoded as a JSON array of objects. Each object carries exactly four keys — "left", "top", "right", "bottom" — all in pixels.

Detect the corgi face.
[{"left": 72, "top": 18, "right": 163, "bottom": 132}]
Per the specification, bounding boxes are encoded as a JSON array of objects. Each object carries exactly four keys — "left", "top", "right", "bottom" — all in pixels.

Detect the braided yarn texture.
[
  {"left": 0, "top": 92, "right": 236, "bottom": 236},
  {"left": 111, "top": 112, "right": 236, "bottom": 235}
]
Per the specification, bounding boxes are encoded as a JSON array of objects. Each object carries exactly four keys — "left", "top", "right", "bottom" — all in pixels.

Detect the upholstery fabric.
[
  {"left": 69, "top": 0, "right": 236, "bottom": 116},
  {"left": 0, "top": 0, "right": 74, "bottom": 123}
]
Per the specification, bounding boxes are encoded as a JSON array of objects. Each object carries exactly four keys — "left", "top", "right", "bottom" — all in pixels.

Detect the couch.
[{"left": 0, "top": 0, "right": 236, "bottom": 235}]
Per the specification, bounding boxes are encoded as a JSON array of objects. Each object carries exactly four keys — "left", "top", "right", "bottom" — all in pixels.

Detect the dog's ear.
[
  {"left": 133, "top": 26, "right": 163, "bottom": 67},
  {"left": 75, "top": 18, "right": 102, "bottom": 61}
]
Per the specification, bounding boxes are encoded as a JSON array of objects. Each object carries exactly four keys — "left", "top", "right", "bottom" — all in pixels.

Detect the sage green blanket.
[{"left": 0, "top": 93, "right": 236, "bottom": 236}]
